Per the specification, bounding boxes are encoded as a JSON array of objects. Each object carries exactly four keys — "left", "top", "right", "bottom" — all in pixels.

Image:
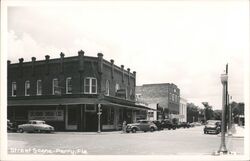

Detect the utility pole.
[
  {"left": 228, "top": 95, "right": 232, "bottom": 136},
  {"left": 225, "top": 64, "right": 228, "bottom": 133},
  {"left": 218, "top": 65, "right": 228, "bottom": 154},
  {"left": 97, "top": 104, "right": 102, "bottom": 133}
]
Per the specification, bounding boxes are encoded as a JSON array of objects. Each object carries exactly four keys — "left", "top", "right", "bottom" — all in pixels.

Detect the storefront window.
[
  {"left": 85, "top": 104, "right": 96, "bottom": 112},
  {"left": 68, "top": 107, "right": 77, "bottom": 125},
  {"left": 102, "top": 107, "right": 114, "bottom": 125}
]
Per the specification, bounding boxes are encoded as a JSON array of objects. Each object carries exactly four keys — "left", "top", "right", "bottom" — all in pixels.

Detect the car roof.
[{"left": 29, "top": 120, "right": 45, "bottom": 122}]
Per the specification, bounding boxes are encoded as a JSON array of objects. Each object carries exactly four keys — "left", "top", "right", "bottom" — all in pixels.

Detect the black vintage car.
[
  {"left": 203, "top": 120, "right": 221, "bottom": 134},
  {"left": 152, "top": 120, "right": 164, "bottom": 130},
  {"left": 7, "top": 120, "right": 17, "bottom": 132},
  {"left": 161, "top": 120, "right": 177, "bottom": 130},
  {"left": 178, "top": 122, "right": 191, "bottom": 128}
]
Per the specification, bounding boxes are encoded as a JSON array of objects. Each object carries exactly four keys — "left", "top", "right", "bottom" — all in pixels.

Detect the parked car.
[
  {"left": 161, "top": 120, "right": 177, "bottom": 130},
  {"left": 18, "top": 120, "right": 54, "bottom": 133},
  {"left": 190, "top": 122, "right": 202, "bottom": 127},
  {"left": 7, "top": 120, "right": 17, "bottom": 132},
  {"left": 178, "top": 122, "right": 191, "bottom": 128},
  {"left": 152, "top": 120, "right": 164, "bottom": 130},
  {"left": 203, "top": 120, "right": 221, "bottom": 134},
  {"left": 126, "top": 120, "right": 158, "bottom": 133}
]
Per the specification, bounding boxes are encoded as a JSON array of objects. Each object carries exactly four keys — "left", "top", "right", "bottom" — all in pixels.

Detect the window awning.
[
  {"left": 8, "top": 97, "right": 153, "bottom": 111},
  {"left": 8, "top": 98, "right": 104, "bottom": 106}
]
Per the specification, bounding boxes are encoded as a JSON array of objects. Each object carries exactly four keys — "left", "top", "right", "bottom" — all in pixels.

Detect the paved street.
[{"left": 8, "top": 126, "right": 244, "bottom": 155}]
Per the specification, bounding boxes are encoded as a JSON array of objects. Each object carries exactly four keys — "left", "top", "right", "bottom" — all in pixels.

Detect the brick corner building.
[{"left": 7, "top": 51, "right": 150, "bottom": 132}]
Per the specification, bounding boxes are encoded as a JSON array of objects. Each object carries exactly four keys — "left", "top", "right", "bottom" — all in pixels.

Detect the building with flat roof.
[
  {"left": 179, "top": 97, "right": 187, "bottom": 122},
  {"left": 7, "top": 50, "right": 150, "bottom": 132},
  {"left": 136, "top": 83, "right": 180, "bottom": 120}
]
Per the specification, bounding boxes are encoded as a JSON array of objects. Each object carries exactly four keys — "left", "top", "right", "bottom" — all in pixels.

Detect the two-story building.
[
  {"left": 7, "top": 51, "right": 150, "bottom": 132},
  {"left": 136, "top": 83, "right": 180, "bottom": 121}
]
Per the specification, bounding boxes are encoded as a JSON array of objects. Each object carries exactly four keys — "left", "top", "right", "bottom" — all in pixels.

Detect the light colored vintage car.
[
  {"left": 18, "top": 120, "right": 54, "bottom": 133},
  {"left": 126, "top": 120, "right": 158, "bottom": 133}
]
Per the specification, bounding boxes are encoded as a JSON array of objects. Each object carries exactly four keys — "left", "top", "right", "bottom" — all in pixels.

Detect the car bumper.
[{"left": 204, "top": 129, "right": 219, "bottom": 133}]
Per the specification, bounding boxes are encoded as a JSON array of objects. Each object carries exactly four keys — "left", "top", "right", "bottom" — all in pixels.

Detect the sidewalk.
[
  {"left": 230, "top": 124, "right": 244, "bottom": 138},
  {"left": 55, "top": 131, "right": 123, "bottom": 135},
  {"left": 217, "top": 124, "right": 244, "bottom": 138}
]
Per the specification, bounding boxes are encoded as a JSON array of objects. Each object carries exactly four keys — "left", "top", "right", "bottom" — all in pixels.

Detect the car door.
[
  {"left": 141, "top": 121, "right": 150, "bottom": 131},
  {"left": 26, "top": 121, "right": 35, "bottom": 132}
]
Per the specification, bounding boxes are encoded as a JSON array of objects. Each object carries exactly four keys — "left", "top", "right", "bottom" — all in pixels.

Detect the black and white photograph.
[{"left": 1, "top": 0, "right": 249, "bottom": 161}]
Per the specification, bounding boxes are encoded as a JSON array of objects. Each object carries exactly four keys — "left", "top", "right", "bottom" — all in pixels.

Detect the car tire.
[
  {"left": 150, "top": 127, "right": 155, "bottom": 132},
  {"left": 132, "top": 128, "right": 136, "bottom": 133},
  {"left": 168, "top": 128, "right": 171, "bottom": 130},
  {"left": 18, "top": 128, "right": 24, "bottom": 133}
]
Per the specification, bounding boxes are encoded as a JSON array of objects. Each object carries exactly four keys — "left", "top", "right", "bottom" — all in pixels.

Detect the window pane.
[
  {"left": 25, "top": 81, "right": 30, "bottom": 96},
  {"left": 84, "top": 78, "right": 90, "bottom": 93},
  {"left": 67, "top": 78, "right": 72, "bottom": 94},
  {"left": 37, "top": 80, "right": 42, "bottom": 95},
  {"left": 85, "top": 79, "right": 90, "bottom": 85},
  {"left": 53, "top": 79, "right": 60, "bottom": 95},
  {"left": 91, "top": 78, "right": 97, "bottom": 93},
  {"left": 92, "top": 79, "right": 96, "bottom": 85},
  {"left": 92, "top": 86, "right": 96, "bottom": 93},
  {"left": 12, "top": 82, "right": 17, "bottom": 96},
  {"left": 106, "top": 80, "right": 109, "bottom": 95}
]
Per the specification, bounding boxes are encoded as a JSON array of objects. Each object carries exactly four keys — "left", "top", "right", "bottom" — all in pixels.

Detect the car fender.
[{"left": 130, "top": 126, "right": 139, "bottom": 131}]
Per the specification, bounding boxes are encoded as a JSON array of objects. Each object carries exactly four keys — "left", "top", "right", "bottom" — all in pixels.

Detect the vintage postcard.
[{"left": 1, "top": 0, "right": 249, "bottom": 161}]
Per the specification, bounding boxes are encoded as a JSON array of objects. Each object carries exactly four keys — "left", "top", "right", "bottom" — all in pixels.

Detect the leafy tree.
[
  {"left": 213, "top": 110, "right": 222, "bottom": 120},
  {"left": 202, "top": 102, "right": 214, "bottom": 121},
  {"left": 187, "top": 103, "right": 199, "bottom": 123}
]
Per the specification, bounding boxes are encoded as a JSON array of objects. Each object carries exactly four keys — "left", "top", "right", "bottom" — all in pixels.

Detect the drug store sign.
[{"left": 28, "top": 110, "right": 64, "bottom": 121}]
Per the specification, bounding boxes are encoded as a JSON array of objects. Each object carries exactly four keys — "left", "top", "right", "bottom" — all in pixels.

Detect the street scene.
[
  {"left": 8, "top": 126, "right": 244, "bottom": 155},
  {"left": 2, "top": 0, "right": 248, "bottom": 160}
]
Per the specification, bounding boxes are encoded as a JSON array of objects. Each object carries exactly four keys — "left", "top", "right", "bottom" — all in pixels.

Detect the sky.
[{"left": 6, "top": 1, "right": 249, "bottom": 110}]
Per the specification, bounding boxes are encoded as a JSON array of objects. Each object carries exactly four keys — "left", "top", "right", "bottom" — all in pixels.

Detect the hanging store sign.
[{"left": 28, "top": 110, "right": 64, "bottom": 121}]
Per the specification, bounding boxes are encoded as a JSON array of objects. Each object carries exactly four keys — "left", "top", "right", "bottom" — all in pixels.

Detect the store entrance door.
[
  {"left": 85, "top": 104, "right": 97, "bottom": 132},
  {"left": 65, "top": 105, "right": 78, "bottom": 130}
]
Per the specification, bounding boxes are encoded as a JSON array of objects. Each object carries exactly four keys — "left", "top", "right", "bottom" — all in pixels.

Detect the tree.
[
  {"left": 187, "top": 103, "right": 199, "bottom": 123},
  {"left": 213, "top": 110, "right": 222, "bottom": 120},
  {"left": 231, "top": 102, "right": 244, "bottom": 124},
  {"left": 202, "top": 102, "right": 214, "bottom": 121}
]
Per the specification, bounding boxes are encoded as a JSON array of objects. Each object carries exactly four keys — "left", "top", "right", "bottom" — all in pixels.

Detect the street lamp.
[{"left": 218, "top": 73, "right": 228, "bottom": 154}]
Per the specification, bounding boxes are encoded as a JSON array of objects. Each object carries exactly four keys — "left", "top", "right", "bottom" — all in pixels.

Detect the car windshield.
[
  {"left": 207, "top": 122, "right": 216, "bottom": 125},
  {"left": 30, "top": 121, "right": 45, "bottom": 124},
  {"left": 36, "top": 121, "right": 45, "bottom": 124}
]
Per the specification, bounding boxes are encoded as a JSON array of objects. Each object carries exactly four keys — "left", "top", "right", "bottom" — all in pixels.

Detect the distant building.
[
  {"left": 136, "top": 83, "right": 180, "bottom": 121},
  {"left": 179, "top": 97, "right": 187, "bottom": 122},
  {"left": 7, "top": 51, "right": 151, "bottom": 132}
]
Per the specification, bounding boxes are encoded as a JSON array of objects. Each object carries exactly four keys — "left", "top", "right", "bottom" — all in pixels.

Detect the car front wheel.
[
  {"left": 132, "top": 128, "right": 137, "bottom": 133},
  {"left": 150, "top": 127, "right": 155, "bottom": 132},
  {"left": 18, "top": 128, "right": 24, "bottom": 133}
]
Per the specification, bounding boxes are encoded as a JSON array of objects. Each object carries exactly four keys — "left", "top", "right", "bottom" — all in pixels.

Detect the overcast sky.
[{"left": 7, "top": 1, "right": 249, "bottom": 109}]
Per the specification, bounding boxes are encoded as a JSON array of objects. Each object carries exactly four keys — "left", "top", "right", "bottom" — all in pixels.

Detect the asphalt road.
[{"left": 7, "top": 126, "right": 244, "bottom": 155}]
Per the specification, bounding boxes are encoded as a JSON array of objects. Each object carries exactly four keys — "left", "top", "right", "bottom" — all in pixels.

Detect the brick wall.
[{"left": 7, "top": 52, "right": 136, "bottom": 100}]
